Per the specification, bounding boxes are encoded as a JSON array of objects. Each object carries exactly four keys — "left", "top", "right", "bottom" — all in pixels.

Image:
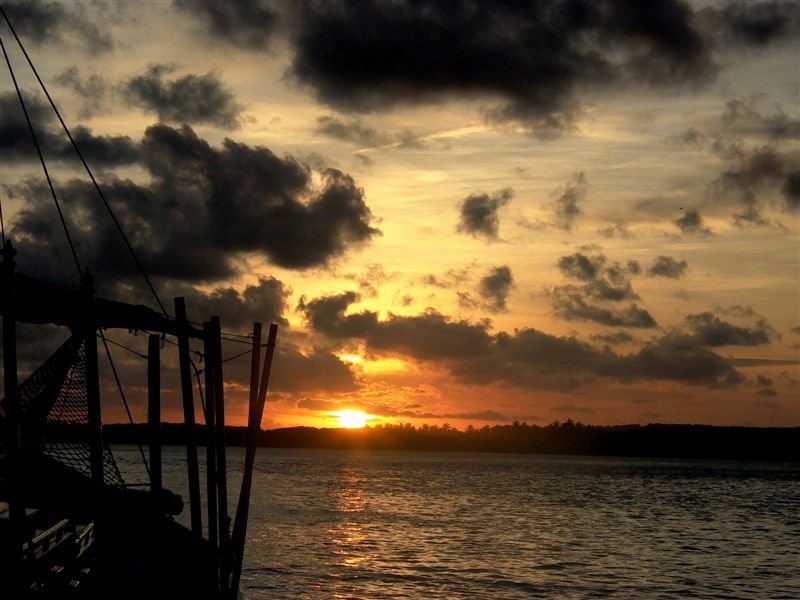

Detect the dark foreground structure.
[
  {"left": 0, "top": 246, "right": 278, "bottom": 598},
  {"left": 0, "top": 7, "right": 278, "bottom": 597}
]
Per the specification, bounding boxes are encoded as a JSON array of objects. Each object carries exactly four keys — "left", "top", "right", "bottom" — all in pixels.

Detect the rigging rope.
[
  {"left": 0, "top": 32, "right": 82, "bottom": 278},
  {"left": 192, "top": 361, "right": 206, "bottom": 418},
  {"left": 99, "top": 331, "right": 151, "bottom": 478},
  {"left": 0, "top": 5, "right": 167, "bottom": 317},
  {"left": 0, "top": 181, "right": 5, "bottom": 244},
  {"left": 99, "top": 334, "right": 148, "bottom": 360}
]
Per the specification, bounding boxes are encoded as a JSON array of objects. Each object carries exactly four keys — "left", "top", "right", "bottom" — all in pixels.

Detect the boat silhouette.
[{"left": 0, "top": 6, "right": 277, "bottom": 598}]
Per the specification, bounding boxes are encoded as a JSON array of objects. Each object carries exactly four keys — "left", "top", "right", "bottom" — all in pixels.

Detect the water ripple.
[{"left": 115, "top": 447, "right": 800, "bottom": 599}]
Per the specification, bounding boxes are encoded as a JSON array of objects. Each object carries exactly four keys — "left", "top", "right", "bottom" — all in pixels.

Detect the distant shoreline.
[{"left": 74, "top": 422, "right": 800, "bottom": 462}]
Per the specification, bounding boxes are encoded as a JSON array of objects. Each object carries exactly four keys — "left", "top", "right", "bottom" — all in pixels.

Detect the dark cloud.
[
  {"left": 301, "top": 291, "right": 741, "bottom": 390},
  {"left": 710, "top": 0, "right": 800, "bottom": 47},
  {"left": 791, "top": 326, "right": 800, "bottom": 335},
  {"left": 295, "top": 398, "right": 337, "bottom": 412},
  {"left": 173, "top": 0, "right": 279, "bottom": 50},
  {"left": 756, "top": 374, "right": 773, "bottom": 386},
  {"left": 648, "top": 255, "right": 688, "bottom": 278},
  {"left": 611, "top": 334, "right": 743, "bottom": 387},
  {"left": 316, "top": 115, "right": 389, "bottom": 147},
  {"left": 669, "top": 98, "right": 799, "bottom": 225},
  {"left": 421, "top": 268, "right": 470, "bottom": 289},
  {"left": 551, "top": 289, "right": 657, "bottom": 328},
  {"left": 479, "top": 266, "right": 513, "bottom": 312},
  {"left": 583, "top": 279, "right": 639, "bottom": 302},
  {"left": 718, "top": 304, "right": 761, "bottom": 318},
  {"left": 782, "top": 171, "right": 800, "bottom": 210},
  {"left": 2, "top": 0, "right": 112, "bottom": 52},
  {"left": 684, "top": 312, "right": 776, "bottom": 346},
  {"left": 166, "top": 278, "right": 358, "bottom": 395},
  {"left": 293, "top": 400, "right": 514, "bottom": 422},
  {"left": 598, "top": 222, "right": 632, "bottom": 239},
  {"left": 456, "top": 292, "right": 478, "bottom": 310},
  {"left": 558, "top": 253, "right": 603, "bottom": 281},
  {"left": 170, "top": 277, "right": 289, "bottom": 330},
  {"left": 456, "top": 188, "right": 512, "bottom": 241},
  {"left": 626, "top": 260, "right": 642, "bottom": 276},
  {"left": 341, "top": 263, "right": 393, "bottom": 296},
  {"left": 299, "top": 292, "right": 492, "bottom": 360},
  {"left": 667, "top": 126, "right": 708, "bottom": 147},
  {"left": 124, "top": 65, "right": 244, "bottom": 128},
  {"left": 285, "top": 0, "right": 726, "bottom": 134},
  {"left": 590, "top": 331, "right": 635, "bottom": 345},
  {"left": 55, "top": 68, "right": 108, "bottom": 118},
  {"left": 444, "top": 410, "right": 512, "bottom": 422},
  {"left": 713, "top": 146, "right": 799, "bottom": 223},
  {"left": 551, "top": 251, "right": 648, "bottom": 327},
  {"left": 0, "top": 92, "right": 140, "bottom": 167},
  {"left": 674, "top": 208, "right": 713, "bottom": 235},
  {"left": 9, "top": 124, "right": 379, "bottom": 286},
  {"left": 271, "top": 346, "right": 360, "bottom": 393},
  {"left": 721, "top": 97, "right": 800, "bottom": 141},
  {"left": 164, "top": 2, "right": 800, "bottom": 134},
  {"left": 553, "top": 173, "right": 587, "bottom": 231},
  {"left": 470, "top": 329, "right": 741, "bottom": 389},
  {"left": 316, "top": 115, "right": 425, "bottom": 149}
]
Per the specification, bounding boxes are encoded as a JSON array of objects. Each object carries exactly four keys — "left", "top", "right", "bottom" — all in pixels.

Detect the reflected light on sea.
[
  {"left": 113, "top": 446, "right": 800, "bottom": 599},
  {"left": 330, "top": 468, "right": 372, "bottom": 572}
]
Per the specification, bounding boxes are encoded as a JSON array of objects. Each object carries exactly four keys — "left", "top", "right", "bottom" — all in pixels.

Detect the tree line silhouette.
[{"left": 87, "top": 420, "right": 800, "bottom": 461}]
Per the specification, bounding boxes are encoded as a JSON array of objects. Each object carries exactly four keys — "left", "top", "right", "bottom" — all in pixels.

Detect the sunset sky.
[{"left": 1, "top": 0, "right": 798, "bottom": 429}]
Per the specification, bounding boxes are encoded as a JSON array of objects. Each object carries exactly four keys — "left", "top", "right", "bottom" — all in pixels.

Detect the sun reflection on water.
[{"left": 328, "top": 469, "right": 374, "bottom": 573}]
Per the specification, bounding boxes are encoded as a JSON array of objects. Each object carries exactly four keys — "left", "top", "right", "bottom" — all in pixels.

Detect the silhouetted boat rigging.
[{"left": 0, "top": 6, "right": 278, "bottom": 597}]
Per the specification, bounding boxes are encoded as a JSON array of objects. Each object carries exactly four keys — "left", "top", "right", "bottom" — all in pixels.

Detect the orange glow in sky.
[{"left": 11, "top": 2, "right": 799, "bottom": 430}]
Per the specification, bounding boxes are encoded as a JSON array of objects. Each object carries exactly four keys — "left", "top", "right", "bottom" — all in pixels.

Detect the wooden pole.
[
  {"left": 1, "top": 241, "right": 23, "bottom": 590},
  {"left": 211, "top": 316, "right": 229, "bottom": 585},
  {"left": 203, "top": 321, "right": 219, "bottom": 589},
  {"left": 147, "top": 334, "right": 162, "bottom": 494},
  {"left": 246, "top": 324, "right": 263, "bottom": 456},
  {"left": 229, "top": 323, "right": 277, "bottom": 597},
  {"left": 174, "top": 297, "right": 202, "bottom": 537},
  {"left": 82, "top": 270, "right": 104, "bottom": 487}
]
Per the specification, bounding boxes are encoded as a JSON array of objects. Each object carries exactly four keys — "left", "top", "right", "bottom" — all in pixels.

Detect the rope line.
[
  {"left": 99, "top": 331, "right": 150, "bottom": 478},
  {"left": 0, "top": 32, "right": 82, "bottom": 278},
  {"left": 0, "top": 182, "right": 5, "bottom": 244},
  {"left": 99, "top": 333, "right": 148, "bottom": 360},
  {"left": 0, "top": 5, "right": 167, "bottom": 316},
  {"left": 192, "top": 360, "right": 206, "bottom": 417}
]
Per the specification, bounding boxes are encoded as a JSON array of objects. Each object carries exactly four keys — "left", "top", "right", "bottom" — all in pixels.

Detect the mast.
[
  {"left": 175, "top": 297, "right": 203, "bottom": 537},
  {"left": 204, "top": 321, "right": 220, "bottom": 589},
  {"left": 82, "top": 270, "right": 104, "bottom": 487},
  {"left": 147, "top": 334, "right": 162, "bottom": 494},
  {"left": 1, "top": 241, "right": 24, "bottom": 591}
]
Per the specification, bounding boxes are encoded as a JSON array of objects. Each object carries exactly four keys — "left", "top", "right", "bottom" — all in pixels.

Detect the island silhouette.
[{"left": 66, "top": 420, "right": 800, "bottom": 461}]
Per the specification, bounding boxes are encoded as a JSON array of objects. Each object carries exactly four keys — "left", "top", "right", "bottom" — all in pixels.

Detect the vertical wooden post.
[
  {"left": 147, "top": 334, "right": 162, "bottom": 494},
  {"left": 174, "top": 297, "right": 202, "bottom": 537},
  {"left": 229, "top": 323, "right": 277, "bottom": 597},
  {"left": 203, "top": 321, "right": 219, "bottom": 589},
  {"left": 1, "top": 241, "right": 23, "bottom": 587},
  {"left": 211, "top": 317, "right": 229, "bottom": 562},
  {"left": 247, "top": 324, "right": 263, "bottom": 455},
  {"left": 82, "top": 270, "right": 104, "bottom": 487}
]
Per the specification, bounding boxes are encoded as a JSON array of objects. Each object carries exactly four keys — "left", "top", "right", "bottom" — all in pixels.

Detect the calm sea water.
[{"left": 114, "top": 447, "right": 800, "bottom": 599}]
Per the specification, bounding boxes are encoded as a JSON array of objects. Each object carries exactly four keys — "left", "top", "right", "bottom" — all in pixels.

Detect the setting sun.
[{"left": 333, "top": 410, "right": 370, "bottom": 428}]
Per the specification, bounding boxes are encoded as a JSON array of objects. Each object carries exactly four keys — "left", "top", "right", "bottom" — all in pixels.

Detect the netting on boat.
[{"left": 1, "top": 333, "right": 125, "bottom": 487}]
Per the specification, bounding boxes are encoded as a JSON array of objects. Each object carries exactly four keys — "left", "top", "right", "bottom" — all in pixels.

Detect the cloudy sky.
[{"left": 1, "top": 0, "right": 798, "bottom": 428}]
